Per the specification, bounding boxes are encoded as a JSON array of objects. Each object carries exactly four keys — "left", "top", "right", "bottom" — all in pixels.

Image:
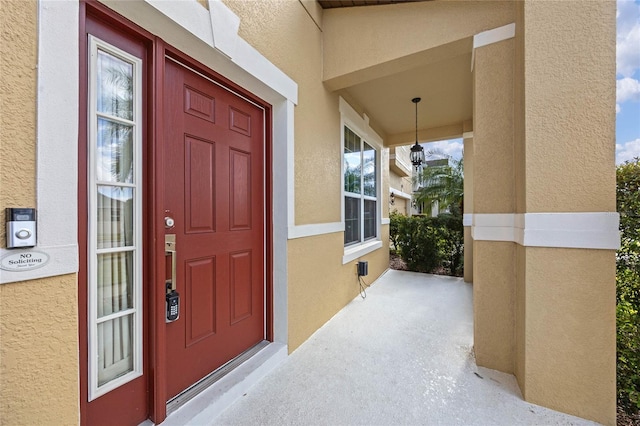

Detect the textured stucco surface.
[
  {"left": 515, "top": 244, "right": 527, "bottom": 394},
  {"left": 463, "top": 136, "right": 474, "bottom": 283},
  {"left": 471, "top": 37, "right": 516, "bottom": 375},
  {"left": 322, "top": 1, "right": 514, "bottom": 87},
  {"left": 388, "top": 171, "right": 411, "bottom": 216},
  {"left": 512, "top": 3, "right": 617, "bottom": 424},
  {"left": 223, "top": 0, "right": 342, "bottom": 226},
  {"left": 522, "top": 248, "right": 616, "bottom": 425},
  {"left": 287, "top": 229, "right": 389, "bottom": 352},
  {"left": 463, "top": 227, "right": 473, "bottom": 283},
  {"left": 0, "top": 275, "right": 80, "bottom": 425},
  {"left": 0, "top": 0, "right": 38, "bottom": 247},
  {"left": 390, "top": 199, "right": 407, "bottom": 216},
  {"left": 473, "top": 39, "right": 514, "bottom": 214},
  {"left": 0, "top": 1, "right": 80, "bottom": 423},
  {"left": 388, "top": 171, "right": 411, "bottom": 196},
  {"left": 514, "top": 1, "right": 526, "bottom": 215},
  {"left": 472, "top": 241, "right": 515, "bottom": 373},
  {"left": 523, "top": 1, "right": 616, "bottom": 213}
]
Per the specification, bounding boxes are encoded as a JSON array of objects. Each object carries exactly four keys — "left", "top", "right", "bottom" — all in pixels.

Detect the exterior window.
[
  {"left": 87, "top": 36, "right": 143, "bottom": 400},
  {"left": 344, "top": 126, "right": 378, "bottom": 246}
]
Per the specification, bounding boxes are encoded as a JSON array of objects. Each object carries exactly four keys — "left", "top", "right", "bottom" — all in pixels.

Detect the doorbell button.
[{"left": 16, "top": 229, "right": 32, "bottom": 240}]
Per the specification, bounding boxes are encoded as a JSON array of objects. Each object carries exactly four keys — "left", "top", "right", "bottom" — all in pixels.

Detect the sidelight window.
[{"left": 87, "top": 36, "right": 143, "bottom": 400}]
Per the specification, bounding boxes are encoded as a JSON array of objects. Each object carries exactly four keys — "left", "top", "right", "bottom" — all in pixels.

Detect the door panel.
[
  {"left": 230, "top": 149, "right": 252, "bottom": 230},
  {"left": 186, "top": 257, "right": 217, "bottom": 346},
  {"left": 230, "top": 250, "right": 253, "bottom": 324},
  {"left": 163, "top": 59, "right": 265, "bottom": 400},
  {"left": 185, "top": 136, "right": 216, "bottom": 233}
]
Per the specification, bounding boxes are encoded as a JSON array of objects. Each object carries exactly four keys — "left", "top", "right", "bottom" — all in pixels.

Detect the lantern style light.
[{"left": 410, "top": 97, "right": 425, "bottom": 167}]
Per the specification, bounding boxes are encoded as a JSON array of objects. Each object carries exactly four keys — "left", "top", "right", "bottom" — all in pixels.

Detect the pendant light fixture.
[{"left": 410, "top": 97, "right": 425, "bottom": 168}]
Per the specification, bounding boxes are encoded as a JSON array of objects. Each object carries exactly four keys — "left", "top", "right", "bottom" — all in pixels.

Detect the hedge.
[{"left": 389, "top": 211, "right": 463, "bottom": 276}]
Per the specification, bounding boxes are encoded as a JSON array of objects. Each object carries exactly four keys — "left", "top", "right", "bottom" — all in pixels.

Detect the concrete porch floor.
[{"left": 167, "top": 270, "right": 598, "bottom": 426}]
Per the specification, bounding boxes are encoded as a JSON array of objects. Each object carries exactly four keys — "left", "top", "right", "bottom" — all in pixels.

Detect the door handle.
[{"left": 165, "top": 234, "right": 177, "bottom": 291}]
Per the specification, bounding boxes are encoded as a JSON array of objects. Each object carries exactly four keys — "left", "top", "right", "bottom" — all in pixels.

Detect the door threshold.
[
  {"left": 166, "top": 340, "right": 270, "bottom": 415},
  {"left": 154, "top": 341, "right": 287, "bottom": 426}
]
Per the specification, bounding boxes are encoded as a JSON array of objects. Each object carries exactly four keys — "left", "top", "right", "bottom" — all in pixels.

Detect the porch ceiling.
[
  {"left": 338, "top": 51, "right": 473, "bottom": 143},
  {"left": 320, "top": 0, "right": 480, "bottom": 147}
]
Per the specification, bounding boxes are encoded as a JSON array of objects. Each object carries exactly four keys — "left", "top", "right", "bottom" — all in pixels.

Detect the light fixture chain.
[{"left": 415, "top": 100, "right": 418, "bottom": 143}]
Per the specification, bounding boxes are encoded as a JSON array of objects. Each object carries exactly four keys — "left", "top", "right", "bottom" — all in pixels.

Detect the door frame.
[{"left": 79, "top": 2, "right": 274, "bottom": 423}]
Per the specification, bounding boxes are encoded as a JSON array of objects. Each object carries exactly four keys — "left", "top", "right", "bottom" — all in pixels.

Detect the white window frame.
[
  {"left": 340, "top": 97, "right": 383, "bottom": 264},
  {"left": 87, "top": 35, "right": 144, "bottom": 401}
]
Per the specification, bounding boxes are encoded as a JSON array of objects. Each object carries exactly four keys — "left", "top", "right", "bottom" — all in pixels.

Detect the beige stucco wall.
[
  {"left": 513, "top": 0, "right": 527, "bottom": 399},
  {"left": 463, "top": 136, "right": 474, "bottom": 283},
  {"left": 513, "top": 1, "right": 526, "bottom": 216},
  {"left": 0, "top": 275, "right": 80, "bottom": 425},
  {"left": 388, "top": 167, "right": 409, "bottom": 216},
  {"left": 223, "top": 0, "right": 341, "bottom": 226},
  {"left": 473, "top": 39, "right": 514, "bottom": 214},
  {"left": 471, "top": 2, "right": 616, "bottom": 423},
  {"left": 287, "top": 229, "right": 389, "bottom": 351},
  {"left": 472, "top": 36, "right": 516, "bottom": 373},
  {"left": 522, "top": 248, "right": 616, "bottom": 425},
  {"left": 0, "top": 1, "right": 80, "bottom": 423},
  {"left": 463, "top": 227, "right": 473, "bottom": 283},
  {"left": 522, "top": 1, "right": 616, "bottom": 213},
  {"left": 514, "top": 244, "right": 526, "bottom": 390},
  {"left": 390, "top": 200, "right": 407, "bottom": 216},
  {"left": 513, "top": 2, "right": 617, "bottom": 424},
  {"left": 388, "top": 171, "right": 411, "bottom": 196},
  {"left": 472, "top": 241, "right": 515, "bottom": 373},
  {"left": 0, "top": 0, "right": 37, "bottom": 244}
]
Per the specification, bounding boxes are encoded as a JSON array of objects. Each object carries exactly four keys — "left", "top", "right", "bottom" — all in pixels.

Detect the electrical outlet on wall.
[{"left": 357, "top": 261, "right": 368, "bottom": 277}]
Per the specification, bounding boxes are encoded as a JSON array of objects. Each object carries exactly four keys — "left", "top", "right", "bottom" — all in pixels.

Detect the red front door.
[{"left": 163, "top": 59, "right": 266, "bottom": 399}]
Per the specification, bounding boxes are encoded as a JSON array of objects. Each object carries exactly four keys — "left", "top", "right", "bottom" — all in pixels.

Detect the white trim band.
[
  {"left": 462, "top": 131, "right": 474, "bottom": 139},
  {"left": 389, "top": 187, "right": 412, "bottom": 200},
  {"left": 381, "top": 218, "right": 391, "bottom": 225},
  {"left": 471, "top": 213, "right": 620, "bottom": 250},
  {"left": 463, "top": 213, "right": 473, "bottom": 227},
  {"left": 473, "top": 23, "right": 516, "bottom": 50},
  {"left": 343, "top": 240, "right": 383, "bottom": 264},
  {"left": 0, "top": 245, "right": 78, "bottom": 284},
  {"left": 288, "top": 222, "right": 344, "bottom": 240}
]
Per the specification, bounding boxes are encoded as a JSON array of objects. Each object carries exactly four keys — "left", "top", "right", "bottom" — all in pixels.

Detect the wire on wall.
[{"left": 359, "top": 275, "right": 370, "bottom": 299}]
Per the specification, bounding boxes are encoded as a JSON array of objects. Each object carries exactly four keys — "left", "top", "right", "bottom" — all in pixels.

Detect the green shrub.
[
  {"left": 617, "top": 158, "right": 640, "bottom": 414},
  {"left": 617, "top": 298, "right": 640, "bottom": 413},
  {"left": 390, "top": 212, "right": 463, "bottom": 276},
  {"left": 389, "top": 210, "right": 401, "bottom": 254}
]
